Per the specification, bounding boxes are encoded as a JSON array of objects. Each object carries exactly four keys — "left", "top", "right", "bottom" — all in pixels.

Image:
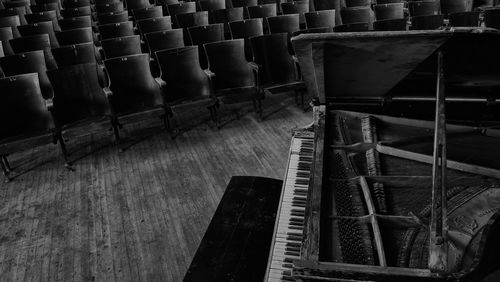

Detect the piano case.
[{"left": 262, "top": 28, "right": 500, "bottom": 282}]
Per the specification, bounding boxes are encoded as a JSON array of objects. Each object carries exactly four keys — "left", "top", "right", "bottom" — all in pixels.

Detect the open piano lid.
[{"left": 292, "top": 28, "right": 500, "bottom": 106}]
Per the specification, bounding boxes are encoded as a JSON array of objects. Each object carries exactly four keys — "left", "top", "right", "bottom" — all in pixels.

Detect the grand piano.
[
  {"left": 264, "top": 28, "right": 500, "bottom": 282},
  {"left": 185, "top": 28, "right": 500, "bottom": 282}
]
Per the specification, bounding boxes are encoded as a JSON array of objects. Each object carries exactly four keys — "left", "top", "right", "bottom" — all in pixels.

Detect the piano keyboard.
[{"left": 264, "top": 133, "right": 315, "bottom": 282}]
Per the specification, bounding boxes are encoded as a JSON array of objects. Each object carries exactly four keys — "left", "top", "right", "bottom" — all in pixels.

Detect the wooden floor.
[{"left": 0, "top": 96, "right": 311, "bottom": 282}]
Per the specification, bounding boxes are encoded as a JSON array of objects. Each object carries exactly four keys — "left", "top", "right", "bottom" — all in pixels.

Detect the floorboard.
[{"left": 0, "top": 96, "right": 311, "bottom": 282}]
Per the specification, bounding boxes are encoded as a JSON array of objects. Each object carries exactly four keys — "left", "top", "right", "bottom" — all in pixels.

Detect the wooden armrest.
[
  {"left": 45, "top": 98, "right": 54, "bottom": 110},
  {"left": 155, "top": 77, "right": 166, "bottom": 88},
  {"left": 248, "top": 62, "right": 260, "bottom": 72},
  {"left": 103, "top": 87, "right": 113, "bottom": 97},
  {"left": 292, "top": 55, "right": 299, "bottom": 64}
]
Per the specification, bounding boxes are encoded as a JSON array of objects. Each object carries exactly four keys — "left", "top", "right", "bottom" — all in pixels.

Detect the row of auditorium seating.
[{"left": 0, "top": 0, "right": 312, "bottom": 180}]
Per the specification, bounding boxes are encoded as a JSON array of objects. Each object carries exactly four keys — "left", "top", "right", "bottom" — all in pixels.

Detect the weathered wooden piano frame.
[{"left": 291, "top": 29, "right": 500, "bottom": 281}]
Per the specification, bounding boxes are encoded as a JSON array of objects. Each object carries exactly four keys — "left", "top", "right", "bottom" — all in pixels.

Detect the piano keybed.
[{"left": 264, "top": 133, "right": 315, "bottom": 282}]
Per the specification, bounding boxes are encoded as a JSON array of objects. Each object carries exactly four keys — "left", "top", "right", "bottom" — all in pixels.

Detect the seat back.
[
  {"left": 408, "top": 1, "right": 441, "bottom": 17},
  {"left": 267, "top": 14, "right": 299, "bottom": 35},
  {"left": 247, "top": 4, "right": 276, "bottom": 19},
  {"left": 0, "top": 6, "right": 28, "bottom": 25},
  {"left": 98, "top": 21, "right": 135, "bottom": 40},
  {"left": 62, "top": 6, "right": 92, "bottom": 18},
  {"left": 127, "top": 0, "right": 153, "bottom": 11},
  {"left": 449, "top": 11, "right": 480, "bottom": 27},
  {"left": 229, "top": 18, "right": 263, "bottom": 60},
  {"left": 31, "top": 3, "right": 62, "bottom": 20},
  {"left": 199, "top": 0, "right": 226, "bottom": 11},
  {"left": 373, "top": 18, "right": 407, "bottom": 31},
  {"left": 132, "top": 6, "right": 163, "bottom": 21},
  {"left": 0, "top": 15, "right": 21, "bottom": 38},
  {"left": 0, "top": 50, "right": 54, "bottom": 99},
  {"left": 97, "top": 11, "right": 130, "bottom": 24},
  {"left": 340, "top": 6, "right": 374, "bottom": 28},
  {"left": 104, "top": 53, "right": 164, "bottom": 114},
  {"left": 176, "top": 11, "right": 209, "bottom": 28},
  {"left": 345, "top": 0, "right": 371, "bottom": 7},
  {"left": 204, "top": 39, "right": 254, "bottom": 90},
  {"left": 281, "top": 1, "right": 308, "bottom": 25},
  {"left": 0, "top": 27, "right": 14, "bottom": 56},
  {"left": 18, "top": 21, "right": 59, "bottom": 48},
  {"left": 188, "top": 23, "right": 225, "bottom": 68},
  {"left": 145, "top": 28, "right": 184, "bottom": 53},
  {"left": 47, "top": 63, "right": 111, "bottom": 125},
  {"left": 59, "top": 16, "right": 92, "bottom": 30},
  {"left": 411, "top": 14, "right": 444, "bottom": 30},
  {"left": 51, "top": 42, "right": 97, "bottom": 66},
  {"left": 213, "top": 7, "right": 244, "bottom": 24},
  {"left": 9, "top": 34, "right": 58, "bottom": 69},
  {"left": 250, "top": 33, "right": 295, "bottom": 85},
  {"left": 304, "top": 9, "right": 335, "bottom": 29},
  {"left": 167, "top": 1, "right": 197, "bottom": 16},
  {"left": 64, "top": 0, "right": 91, "bottom": 8},
  {"left": 96, "top": 2, "right": 125, "bottom": 14},
  {"left": 101, "top": 35, "right": 142, "bottom": 59},
  {"left": 334, "top": 22, "right": 369, "bottom": 32},
  {"left": 25, "top": 10, "right": 60, "bottom": 31},
  {"left": 56, "top": 27, "right": 94, "bottom": 45},
  {"left": 0, "top": 73, "right": 54, "bottom": 140},
  {"left": 484, "top": 8, "right": 500, "bottom": 29},
  {"left": 374, "top": 3, "right": 404, "bottom": 20},
  {"left": 155, "top": 46, "right": 211, "bottom": 102},
  {"left": 137, "top": 16, "right": 172, "bottom": 36},
  {"left": 440, "top": 0, "right": 473, "bottom": 15}
]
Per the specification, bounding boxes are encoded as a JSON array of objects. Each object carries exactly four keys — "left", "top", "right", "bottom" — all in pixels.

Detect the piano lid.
[{"left": 292, "top": 28, "right": 500, "bottom": 105}]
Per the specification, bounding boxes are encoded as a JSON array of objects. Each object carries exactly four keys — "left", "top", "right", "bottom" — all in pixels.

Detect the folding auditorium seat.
[
  {"left": 0, "top": 6, "right": 28, "bottom": 25},
  {"left": 137, "top": 16, "right": 172, "bottom": 37},
  {"left": 440, "top": 0, "right": 473, "bottom": 15},
  {"left": 345, "top": 0, "right": 371, "bottom": 7},
  {"left": 9, "top": 34, "right": 58, "bottom": 69},
  {"left": 281, "top": 1, "right": 308, "bottom": 28},
  {"left": 51, "top": 42, "right": 99, "bottom": 66},
  {"left": 231, "top": 0, "right": 257, "bottom": 18},
  {"left": 448, "top": 11, "right": 480, "bottom": 27},
  {"left": 144, "top": 28, "right": 185, "bottom": 54},
  {"left": 63, "top": 0, "right": 92, "bottom": 8},
  {"left": 101, "top": 35, "right": 142, "bottom": 59},
  {"left": 408, "top": 1, "right": 441, "bottom": 17},
  {"left": 18, "top": 21, "right": 60, "bottom": 48},
  {"left": 484, "top": 8, "right": 500, "bottom": 30},
  {"left": 3, "top": 0, "right": 31, "bottom": 15},
  {"left": 249, "top": 33, "right": 306, "bottom": 110},
  {"left": 31, "top": 1, "right": 62, "bottom": 20},
  {"left": 0, "top": 50, "right": 55, "bottom": 99},
  {"left": 304, "top": 10, "right": 335, "bottom": 29},
  {"left": 203, "top": 39, "right": 263, "bottom": 119},
  {"left": 155, "top": 46, "right": 218, "bottom": 131},
  {"left": 126, "top": 0, "right": 153, "bottom": 11},
  {"left": 62, "top": 6, "right": 92, "bottom": 18},
  {"left": 188, "top": 23, "right": 224, "bottom": 68},
  {"left": 132, "top": 6, "right": 163, "bottom": 21},
  {"left": 199, "top": 0, "right": 226, "bottom": 11},
  {"left": 373, "top": 18, "right": 407, "bottom": 31},
  {"left": 166, "top": 2, "right": 197, "bottom": 27},
  {"left": 0, "top": 15, "right": 22, "bottom": 37},
  {"left": 95, "top": 2, "right": 126, "bottom": 15},
  {"left": 176, "top": 11, "right": 210, "bottom": 28},
  {"left": 97, "top": 11, "right": 130, "bottom": 25},
  {"left": 103, "top": 53, "right": 168, "bottom": 149},
  {"left": 0, "top": 73, "right": 64, "bottom": 180},
  {"left": 267, "top": 14, "right": 300, "bottom": 36},
  {"left": 212, "top": 7, "right": 244, "bottom": 26},
  {"left": 98, "top": 21, "right": 135, "bottom": 40},
  {"left": 59, "top": 16, "right": 93, "bottom": 31},
  {"left": 334, "top": 22, "right": 370, "bottom": 32},
  {"left": 0, "top": 27, "right": 15, "bottom": 56},
  {"left": 374, "top": 3, "right": 404, "bottom": 20},
  {"left": 56, "top": 27, "right": 94, "bottom": 45},
  {"left": 229, "top": 18, "right": 263, "bottom": 60},
  {"left": 26, "top": 11, "right": 61, "bottom": 32},
  {"left": 46, "top": 62, "right": 114, "bottom": 159},
  {"left": 411, "top": 14, "right": 444, "bottom": 30},
  {"left": 340, "top": 6, "right": 374, "bottom": 29}
]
